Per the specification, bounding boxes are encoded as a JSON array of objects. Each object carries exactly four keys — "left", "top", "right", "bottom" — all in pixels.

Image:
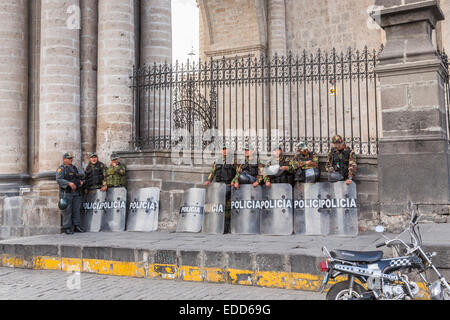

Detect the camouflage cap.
[
  {"left": 110, "top": 153, "right": 119, "bottom": 160},
  {"left": 296, "top": 141, "right": 308, "bottom": 151},
  {"left": 89, "top": 152, "right": 98, "bottom": 158},
  {"left": 63, "top": 152, "right": 74, "bottom": 159},
  {"left": 331, "top": 135, "right": 344, "bottom": 144}
]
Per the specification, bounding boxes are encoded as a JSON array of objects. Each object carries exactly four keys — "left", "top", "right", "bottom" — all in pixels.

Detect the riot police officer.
[
  {"left": 205, "top": 146, "right": 236, "bottom": 195},
  {"left": 255, "top": 147, "right": 293, "bottom": 188},
  {"left": 205, "top": 145, "right": 237, "bottom": 233},
  {"left": 232, "top": 145, "right": 261, "bottom": 189},
  {"left": 84, "top": 152, "right": 107, "bottom": 193},
  {"left": 292, "top": 141, "right": 320, "bottom": 183},
  {"left": 105, "top": 153, "right": 127, "bottom": 188},
  {"left": 56, "top": 152, "right": 85, "bottom": 234},
  {"left": 326, "top": 135, "right": 357, "bottom": 185}
]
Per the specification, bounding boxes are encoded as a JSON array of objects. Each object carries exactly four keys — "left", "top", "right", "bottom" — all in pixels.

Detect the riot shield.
[
  {"left": 230, "top": 184, "right": 261, "bottom": 234},
  {"left": 293, "top": 182, "right": 331, "bottom": 235},
  {"left": 81, "top": 189, "right": 106, "bottom": 232},
  {"left": 293, "top": 183, "right": 306, "bottom": 234},
  {"left": 126, "top": 187, "right": 160, "bottom": 232},
  {"left": 202, "top": 183, "right": 227, "bottom": 234},
  {"left": 260, "top": 183, "right": 293, "bottom": 235},
  {"left": 329, "top": 181, "right": 358, "bottom": 236},
  {"left": 176, "top": 188, "right": 206, "bottom": 233},
  {"left": 101, "top": 187, "right": 127, "bottom": 232}
]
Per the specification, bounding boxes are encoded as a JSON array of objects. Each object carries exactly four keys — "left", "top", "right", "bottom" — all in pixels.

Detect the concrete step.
[{"left": 0, "top": 225, "right": 449, "bottom": 295}]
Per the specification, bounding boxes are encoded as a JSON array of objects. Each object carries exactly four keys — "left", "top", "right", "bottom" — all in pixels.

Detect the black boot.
[
  {"left": 74, "top": 225, "right": 85, "bottom": 233},
  {"left": 64, "top": 228, "right": 74, "bottom": 235}
]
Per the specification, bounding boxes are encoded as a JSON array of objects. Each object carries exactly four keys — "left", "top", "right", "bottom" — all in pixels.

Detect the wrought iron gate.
[{"left": 131, "top": 46, "right": 383, "bottom": 155}]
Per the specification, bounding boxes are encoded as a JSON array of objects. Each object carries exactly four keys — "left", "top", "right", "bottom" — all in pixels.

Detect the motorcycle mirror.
[{"left": 375, "top": 225, "right": 385, "bottom": 233}]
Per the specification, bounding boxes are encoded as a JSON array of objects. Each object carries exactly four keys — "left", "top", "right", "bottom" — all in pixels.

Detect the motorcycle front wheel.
[{"left": 326, "top": 280, "right": 367, "bottom": 300}]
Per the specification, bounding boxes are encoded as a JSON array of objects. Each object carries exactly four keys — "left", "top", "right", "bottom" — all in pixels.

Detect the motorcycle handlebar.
[{"left": 376, "top": 242, "right": 386, "bottom": 248}]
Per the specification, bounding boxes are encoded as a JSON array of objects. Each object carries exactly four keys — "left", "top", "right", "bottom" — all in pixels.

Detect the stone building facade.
[{"left": 0, "top": 0, "right": 449, "bottom": 238}]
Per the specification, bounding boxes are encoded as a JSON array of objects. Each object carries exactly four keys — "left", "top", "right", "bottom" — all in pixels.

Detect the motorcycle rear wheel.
[{"left": 326, "top": 280, "right": 367, "bottom": 300}]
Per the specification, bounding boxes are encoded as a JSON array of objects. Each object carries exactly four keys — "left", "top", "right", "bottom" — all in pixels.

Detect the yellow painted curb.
[{"left": 0, "top": 253, "right": 431, "bottom": 298}]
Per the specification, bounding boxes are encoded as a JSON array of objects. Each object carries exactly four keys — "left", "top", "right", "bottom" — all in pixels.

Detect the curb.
[{"left": 0, "top": 243, "right": 340, "bottom": 292}]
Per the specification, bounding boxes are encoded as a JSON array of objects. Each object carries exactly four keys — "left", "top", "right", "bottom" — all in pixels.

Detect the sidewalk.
[{"left": 1, "top": 223, "right": 449, "bottom": 292}]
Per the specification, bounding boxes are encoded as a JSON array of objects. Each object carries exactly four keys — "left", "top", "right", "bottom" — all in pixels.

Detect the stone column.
[
  {"left": 0, "top": 0, "right": 29, "bottom": 186},
  {"left": 267, "top": 0, "right": 288, "bottom": 147},
  {"left": 267, "top": 0, "right": 287, "bottom": 56},
  {"left": 141, "top": 0, "right": 172, "bottom": 65},
  {"left": 97, "top": 0, "right": 135, "bottom": 162},
  {"left": 373, "top": 0, "right": 450, "bottom": 227},
  {"left": 80, "top": 0, "right": 98, "bottom": 166},
  {"left": 39, "top": 0, "right": 81, "bottom": 172}
]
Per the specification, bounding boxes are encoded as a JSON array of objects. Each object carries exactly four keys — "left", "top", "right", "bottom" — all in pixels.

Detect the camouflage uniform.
[
  {"left": 291, "top": 142, "right": 320, "bottom": 183},
  {"left": 206, "top": 151, "right": 237, "bottom": 233},
  {"left": 259, "top": 153, "right": 294, "bottom": 185},
  {"left": 233, "top": 155, "right": 262, "bottom": 185},
  {"left": 325, "top": 135, "right": 357, "bottom": 180},
  {"left": 206, "top": 154, "right": 237, "bottom": 185},
  {"left": 105, "top": 154, "right": 126, "bottom": 188}
]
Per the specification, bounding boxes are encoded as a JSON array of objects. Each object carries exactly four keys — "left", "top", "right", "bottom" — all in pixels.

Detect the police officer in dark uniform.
[
  {"left": 84, "top": 152, "right": 107, "bottom": 193},
  {"left": 233, "top": 144, "right": 261, "bottom": 189},
  {"left": 205, "top": 145, "right": 237, "bottom": 233},
  {"left": 56, "top": 152, "right": 85, "bottom": 234},
  {"left": 205, "top": 145, "right": 236, "bottom": 197}
]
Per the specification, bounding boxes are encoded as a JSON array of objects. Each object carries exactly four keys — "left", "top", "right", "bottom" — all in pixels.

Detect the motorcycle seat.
[{"left": 330, "top": 249, "right": 383, "bottom": 263}]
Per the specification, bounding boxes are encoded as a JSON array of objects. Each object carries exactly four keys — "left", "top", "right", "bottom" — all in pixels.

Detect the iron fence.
[
  {"left": 440, "top": 50, "right": 450, "bottom": 142},
  {"left": 131, "top": 47, "right": 383, "bottom": 155}
]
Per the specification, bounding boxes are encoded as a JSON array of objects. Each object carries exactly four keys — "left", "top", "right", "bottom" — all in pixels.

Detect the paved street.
[{"left": 0, "top": 267, "right": 323, "bottom": 300}]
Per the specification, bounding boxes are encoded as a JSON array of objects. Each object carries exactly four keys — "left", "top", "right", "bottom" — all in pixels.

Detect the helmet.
[
  {"left": 296, "top": 141, "right": 308, "bottom": 151},
  {"left": 305, "top": 168, "right": 320, "bottom": 183},
  {"left": 331, "top": 135, "right": 344, "bottom": 144},
  {"left": 265, "top": 164, "right": 281, "bottom": 176},
  {"left": 328, "top": 172, "right": 344, "bottom": 183},
  {"left": 58, "top": 197, "right": 69, "bottom": 210}
]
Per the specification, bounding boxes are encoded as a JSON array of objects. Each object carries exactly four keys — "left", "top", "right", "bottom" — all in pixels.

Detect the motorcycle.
[{"left": 320, "top": 201, "right": 450, "bottom": 300}]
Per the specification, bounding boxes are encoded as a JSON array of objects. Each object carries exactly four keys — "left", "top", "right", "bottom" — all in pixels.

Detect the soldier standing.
[
  {"left": 105, "top": 153, "right": 127, "bottom": 188},
  {"left": 326, "top": 135, "right": 357, "bottom": 185},
  {"left": 205, "top": 145, "right": 236, "bottom": 195},
  {"left": 205, "top": 145, "right": 237, "bottom": 233},
  {"left": 292, "top": 142, "right": 320, "bottom": 183},
  {"left": 56, "top": 152, "right": 85, "bottom": 234},
  {"left": 84, "top": 152, "right": 107, "bottom": 193}
]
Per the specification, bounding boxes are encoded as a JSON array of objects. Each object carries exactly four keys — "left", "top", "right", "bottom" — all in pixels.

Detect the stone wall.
[
  {"left": 285, "top": 0, "right": 384, "bottom": 54},
  {"left": 0, "top": 178, "right": 60, "bottom": 239},
  {"left": 0, "top": 1, "right": 28, "bottom": 176}
]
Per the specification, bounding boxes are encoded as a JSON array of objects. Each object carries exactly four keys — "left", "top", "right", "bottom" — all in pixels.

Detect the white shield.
[{"left": 126, "top": 187, "right": 160, "bottom": 232}]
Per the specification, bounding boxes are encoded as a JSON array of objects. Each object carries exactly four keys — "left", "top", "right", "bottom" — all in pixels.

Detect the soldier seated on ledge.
[
  {"left": 105, "top": 153, "right": 127, "bottom": 188},
  {"left": 232, "top": 144, "right": 261, "bottom": 189},
  {"left": 325, "top": 135, "right": 357, "bottom": 185},
  {"left": 292, "top": 142, "right": 320, "bottom": 183},
  {"left": 254, "top": 147, "right": 293, "bottom": 188}
]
